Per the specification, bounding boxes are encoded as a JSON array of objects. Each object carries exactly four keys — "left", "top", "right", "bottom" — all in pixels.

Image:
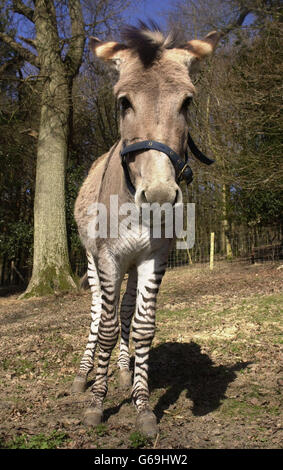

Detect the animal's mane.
[{"left": 121, "top": 20, "right": 181, "bottom": 66}]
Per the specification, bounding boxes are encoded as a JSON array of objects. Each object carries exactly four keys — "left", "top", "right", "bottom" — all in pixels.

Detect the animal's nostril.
[
  {"left": 173, "top": 188, "right": 182, "bottom": 206},
  {"left": 140, "top": 190, "right": 147, "bottom": 204},
  {"left": 174, "top": 190, "right": 179, "bottom": 205},
  {"left": 135, "top": 189, "right": 148, "bottom": 208}
]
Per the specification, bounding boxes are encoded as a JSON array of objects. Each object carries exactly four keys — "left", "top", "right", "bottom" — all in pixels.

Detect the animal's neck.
[{"left": 99, "top": 140, "right": 133, "bottom": 207}]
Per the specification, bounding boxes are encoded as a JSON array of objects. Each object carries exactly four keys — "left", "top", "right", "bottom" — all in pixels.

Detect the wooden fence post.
[{"left": 210, "top": 232, "right": 215, "bottom": 270}]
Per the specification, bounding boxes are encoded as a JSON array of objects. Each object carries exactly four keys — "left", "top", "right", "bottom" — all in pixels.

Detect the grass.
[
  {"left": 1, "top": 356, "right": 35, "bottom": 377},
  {"left": 95, "top": 423, "right": 108, "bottom": 437},
  {"left": 219, "top": 399, "right": 262, "bottom": 418},
  {"left": 218, "top": 398, "right": 280, "bottom": 419},
  {"left": 129, "top": 431, "right": 151, "bottom": 449},
  {"left": 1, "top": 430, "right": 69, "bottom": 449},
  {"left": 0, "top": 262, "right": 281, "bottom": 449},
  {"left": 156, "top": 292, "right": 282, "bottom": 339}
]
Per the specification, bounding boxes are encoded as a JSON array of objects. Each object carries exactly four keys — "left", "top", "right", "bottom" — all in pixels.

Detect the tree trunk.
[
  {"left": 23, "top": 72, "right": 77, "bottom": 297},
  {"left": 19, "top": 0, "right": 85, "bottom": 297},
  {"left": 220, "top": 183, "right": 233, "bottom": 258}
]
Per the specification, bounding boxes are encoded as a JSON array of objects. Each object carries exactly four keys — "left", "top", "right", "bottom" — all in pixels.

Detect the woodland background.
[{"left": 0, "top": 0, "right": 282, "bottom": 293}]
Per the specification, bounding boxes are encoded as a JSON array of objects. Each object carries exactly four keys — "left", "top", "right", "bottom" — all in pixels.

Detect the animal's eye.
[
  {"left": 181, "top": 96, "right": 193, "bottom": 111},
  {"left": 118, "top": 96, "right": 132, "bottom": 113}
]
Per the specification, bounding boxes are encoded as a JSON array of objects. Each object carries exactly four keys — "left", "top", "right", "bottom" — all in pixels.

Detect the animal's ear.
[
  {"left": 184, "top": 31, "right": 221, "bottom": 60},
  {"left": 89, "top": 37, "right": 127, "bottom": 70}
]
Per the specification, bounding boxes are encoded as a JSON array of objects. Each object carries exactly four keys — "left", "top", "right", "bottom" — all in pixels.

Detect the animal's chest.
[
  {"left": 109, "top": 223, "right": 153, "bottom": 261},
  {"left": 104, "top": 219, "right": 169, "bottom": 273}
]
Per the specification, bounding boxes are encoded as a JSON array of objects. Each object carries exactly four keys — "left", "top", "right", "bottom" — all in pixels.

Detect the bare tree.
[
  {"left": 0, "top": 0, "right": 129, "bottom": 297},
  {"left": 167, "top": 0, "right": 282, "bottom": 258}
]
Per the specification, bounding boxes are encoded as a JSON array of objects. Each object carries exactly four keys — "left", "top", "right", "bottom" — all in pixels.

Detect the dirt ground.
[{"left": 0, "top": 261, "right": 282, "bottom": 449}]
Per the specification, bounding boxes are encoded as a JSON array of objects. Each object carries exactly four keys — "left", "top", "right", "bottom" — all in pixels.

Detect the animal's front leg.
[
  {"left": 132, "top": 258, "right": 166, "bottom": 438},
  {"left": 72, "top": 251, "right": 101, "bottom": 393},
  {"left": 83, "top": 252, "right": 121, "bottom": 426}
]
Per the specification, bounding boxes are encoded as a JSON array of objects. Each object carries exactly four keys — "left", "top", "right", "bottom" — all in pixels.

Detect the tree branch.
[
  {"left": 12, "top": 0, "right": 34, "bottom": 23},
  {"left": 64, "top": 0, "right": 85, "bottom": 75},
  {"left": 0, "top": 56, "right": 23, "bottom": 76},
  {"left": 0, "top": 32, "right": 40, "bottom": 68},
  {"left": 19, "top": 36, "right": 37, "bottom": 49},
  {"left": 221, "top": 7, "right": 252, "bottom": 37}
]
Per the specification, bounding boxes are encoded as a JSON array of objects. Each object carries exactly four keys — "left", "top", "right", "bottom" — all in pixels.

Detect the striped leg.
[
  {"left": 83, "top": 253, "right": 121, "bottom": 426},
  {"left": 118, "top": 267, "right": 137, "bottom": 388},
  {"left": 72, "top": 251, "right": 101, "bottom": 393},
  {"left": 132, "top": 258, "right": 166, "bottom": 438}
]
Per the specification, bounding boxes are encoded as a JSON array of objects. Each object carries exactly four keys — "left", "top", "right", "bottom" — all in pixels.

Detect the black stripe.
[
  {"left": 141, "top": 292, "right": 156, "bottom": 304},
  {"left": 101, "top": 286, "right": 115, "bottom": 296},
  {"left": 132, "top": 326, "right": 155, "bottom": 334},
  {"left": 101, "top": 294, "right": 114, "bottom": 304},
  {"left": 121, "top": 302, "right": 136, "bottom": 308},
  {"left": 136, "top": 307, "right": 155, "bottom": 318},
  {"left": 154, "top": 268, "right": 166, "bottom": 276},
  {"left": 134, "top": 348, "right": 151, "bottom": 358},
  {"left": 148, "top": 277, "right": 162, "bottom": 285},
  {"left": 101, "top": 304, "right": 114, "bottom": 315},
  {"left": 98, "top": 269, "right": 108, "bottom": 277},
  {"left": 145, "top": 286, "right": 159, "bottom": 294}
]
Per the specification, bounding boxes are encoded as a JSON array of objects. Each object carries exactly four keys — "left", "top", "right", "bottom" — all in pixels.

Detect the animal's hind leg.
[
  {"left": 118, "top": 267, "right": 137, "bottom": 389},
  {"left": 71, "top": 252, "right": 101, "bottom": 393}
]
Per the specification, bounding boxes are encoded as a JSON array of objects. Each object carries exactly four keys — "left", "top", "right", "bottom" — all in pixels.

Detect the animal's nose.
[{"left": 135, "top": 185, "right": 182, "bottom": 207}]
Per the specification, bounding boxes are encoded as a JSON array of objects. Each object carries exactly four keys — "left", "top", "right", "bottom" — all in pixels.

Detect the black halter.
[{"left": 120, "top": 131, "right": 214, "bottom": 195}]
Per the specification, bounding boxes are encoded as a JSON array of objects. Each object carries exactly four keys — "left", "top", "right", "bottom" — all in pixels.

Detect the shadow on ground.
[
  {"left": 149, "top": 341, "right": 250, "bottom": 420},
  {"left": 100, "top": 341, "right": 250, "bottom": 423}
]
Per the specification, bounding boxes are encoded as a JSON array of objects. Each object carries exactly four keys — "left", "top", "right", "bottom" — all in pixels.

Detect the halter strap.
[
  {"left": 187, "top": 132, "right": 214, "bottom": 165},
  {"left": 120, "top": 132, "right": 214, "bottom": 195}
]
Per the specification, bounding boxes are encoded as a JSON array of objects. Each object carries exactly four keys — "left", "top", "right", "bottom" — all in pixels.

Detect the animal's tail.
[{"left": 80, "top": 272, "right": 90, "bottom": 290}]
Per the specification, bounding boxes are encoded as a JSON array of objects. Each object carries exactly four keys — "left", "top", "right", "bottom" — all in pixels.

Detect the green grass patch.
[
  {"left": 219, "top": 399, "right": 262, "bottom": 418},
  {"left": 95, "top": 424, "right": 108, "bottom": 437},
  {"left": 1, "top": 356, "right": 35, "bottom": 376},
  {"left": 1, "top": 430, "right": 69, "bottom": 449},
  {"left": 219, "top": 398, "right": 280, "bottom": 419},
  {"left": 129, "top": 431, "right": 151, "bottom": 449}
]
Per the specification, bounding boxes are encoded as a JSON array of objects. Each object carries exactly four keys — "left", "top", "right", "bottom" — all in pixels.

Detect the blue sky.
[
  {"left": 122, "top": 1, "right": 255, "bottom": 34},
  {"left": 14, "top": 0, "right": 174, "bottom": 40},
  {"left": 123, "top": 0, "right": 174, "bottom": 29}
]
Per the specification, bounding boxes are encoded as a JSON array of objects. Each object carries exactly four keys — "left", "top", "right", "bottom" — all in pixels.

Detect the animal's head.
[{"left": 90, "top": 22, "right": 220, "bottom": 207}]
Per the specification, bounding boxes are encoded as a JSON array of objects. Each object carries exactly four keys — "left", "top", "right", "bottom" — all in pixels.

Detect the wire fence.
[
  {"left": 70, "top": 224, "right": 283, "bottom": 277},
  {"left": 167, "top": 226, "right": 283, "bottom": 268},
  {"left": 1, "top": 224, "right": 282, "bottom": 289}
]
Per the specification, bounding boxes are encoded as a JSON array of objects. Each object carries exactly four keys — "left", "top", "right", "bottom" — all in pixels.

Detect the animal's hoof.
[
  {"left": 83, "top": 406, "right": 103, "bottom": 427},
  {"left": 71, "top": 376, "right": 87, "bottom": 394},
  {"left": 136, "top": 409, "right": 158, "bottom": 439},
  {"left": 118, "top": 369, "right": 132, "bottom": 389}
]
